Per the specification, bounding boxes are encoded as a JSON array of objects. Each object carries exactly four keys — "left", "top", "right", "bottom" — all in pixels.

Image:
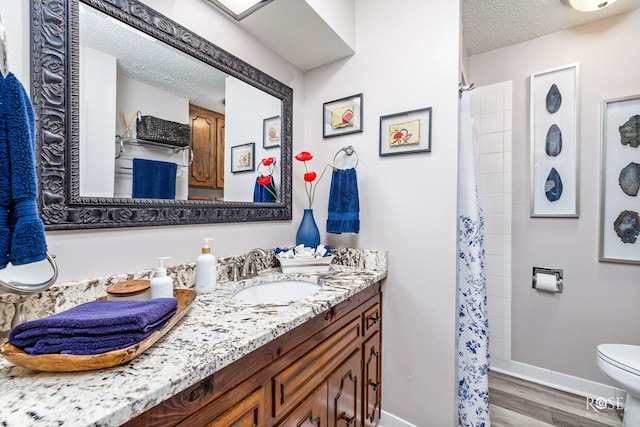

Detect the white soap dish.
[{"left": 277, "top": 255, "right": 335, "bottom": 273}]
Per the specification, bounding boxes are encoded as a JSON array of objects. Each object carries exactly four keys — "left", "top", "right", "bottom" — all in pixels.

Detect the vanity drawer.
[
  {"left": 363, "top": 297, "right": 381, "bottom": 337},
  {"left": 272, "top": 315, "right": 361, "bottom": 418}
]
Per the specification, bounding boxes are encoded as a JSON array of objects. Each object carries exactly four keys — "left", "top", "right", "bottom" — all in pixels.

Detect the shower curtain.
[{"left": 457, "top": 91, "right": 490, "bottom": 426}]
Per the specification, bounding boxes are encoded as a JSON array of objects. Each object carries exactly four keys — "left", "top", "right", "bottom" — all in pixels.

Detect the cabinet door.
[
  {"left": 203, "top": 386, "right": 264, "bottom": 427},
  {"left": 189, "top": 104, "right": 224, "bottom": 189},
  {"left": 327, "top": 350, "right": 361, "bottom": 427},
  {"left": 363, "top": 331, "right": 381, "bottom": 427},
  {"left": 278, "top": 383, "right": 328, "bottom": 427}
]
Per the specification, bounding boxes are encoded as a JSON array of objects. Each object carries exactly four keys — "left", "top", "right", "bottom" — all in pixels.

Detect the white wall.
[
  {"left": 224, "top": 76, "right": 281, "bottom": 202},
  {"left": 469, "top": 10, "right": 640, "bottom": 386},
  {"left": 304, "top": 0, "right": 460, "bottom": 424},
  {"left": 79, "top": 46, "right": 117, "bottom": 198}
]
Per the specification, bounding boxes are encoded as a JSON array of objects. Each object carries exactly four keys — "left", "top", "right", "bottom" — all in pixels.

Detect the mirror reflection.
[{"left": 78, "top": 3, "right": 282, "bottom": 203}]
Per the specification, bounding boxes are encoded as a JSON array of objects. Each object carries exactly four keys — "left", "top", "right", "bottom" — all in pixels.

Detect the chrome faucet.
[{"left": 240, "top": 248, "right": 267, "bottom": 279}]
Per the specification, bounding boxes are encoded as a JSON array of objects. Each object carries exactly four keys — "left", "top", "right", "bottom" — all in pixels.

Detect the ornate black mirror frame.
[{"left": 31, "top": 0, "right": 293, "bottom": 230}]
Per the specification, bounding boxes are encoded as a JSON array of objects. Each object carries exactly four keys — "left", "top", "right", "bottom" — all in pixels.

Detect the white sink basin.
[{"left": 233, "top": 280, "right": 321, "bottom": 304}]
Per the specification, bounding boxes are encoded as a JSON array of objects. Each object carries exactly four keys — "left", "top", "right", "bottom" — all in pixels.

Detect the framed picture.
[
  {"left": 323, "top": 93, "right": 363, "bottom": 138},
  {"left": 263, "top": 115, "right": 281, "bottom": 149},
  {"left": 230, "top": 142, "right": 255, "bottom": 173},
  {"left": 530, "top": 63, "right": 579, "bottom": 217},
  {"left": 599, "top": 94, "right": 640, "bottom": 264},
  {"left": 379, "top": 107, "right": 432, "bottom": 156}
]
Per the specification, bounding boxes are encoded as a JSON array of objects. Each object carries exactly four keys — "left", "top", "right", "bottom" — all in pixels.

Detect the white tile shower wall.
[
  {"left": 473, "top": 82, "right": 624, "bottom": 402},
  {"left": 471, "top": 81, "right": 512, "bottom": 366}
]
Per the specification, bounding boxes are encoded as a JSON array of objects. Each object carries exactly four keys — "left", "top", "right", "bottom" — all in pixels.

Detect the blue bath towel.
[
  {"left": 9, "top": 298, "right": 177, "bottom": 355},
  {"left": 132, "top": 158, "right": 178, "bottom": 199},
  {"left": 253, "top": 177, "right": 277, "bottom": 202},
  {"left": 326, "top": 168, "right": 360, "bottom": 234},
  {"left": 0, "top": 73, "right": 48, "bottom": 268}
]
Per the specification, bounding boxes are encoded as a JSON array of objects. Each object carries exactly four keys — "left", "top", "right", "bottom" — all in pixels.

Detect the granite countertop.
[{"left": 0, "top": 250, "right": 387, "bottom": 427}]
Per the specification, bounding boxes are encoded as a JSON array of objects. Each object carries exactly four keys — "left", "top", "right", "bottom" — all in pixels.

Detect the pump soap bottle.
[
  {"left": 150, "top": 256, "right": 174, "bottom": 299},
  {"left": 196, "top": 238, "right": 217, "bottom": 294}
]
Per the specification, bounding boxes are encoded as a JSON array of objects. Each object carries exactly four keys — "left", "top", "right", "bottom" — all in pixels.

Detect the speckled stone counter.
[{"left": 0, "top": 247, "right": 386, "bottom": 427}]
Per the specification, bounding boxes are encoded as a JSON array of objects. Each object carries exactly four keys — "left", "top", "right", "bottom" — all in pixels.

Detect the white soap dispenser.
[
  {"left": 150, "top": 256, "right": 174, "bottom": 299},
  {"left": 196, "top": 238, "right": 217, "bottom": 294}
]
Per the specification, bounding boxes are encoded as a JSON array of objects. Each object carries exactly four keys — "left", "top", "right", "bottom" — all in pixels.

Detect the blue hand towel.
[
  {"left": 0, "top": 73, "right": 48, "bottom": 268},
  {"left": 9, "top": 298, "right": 177, "bottom": 355},
  {"left": 326, "top": 168, "right": 360, "bottom": 234},
  {"left": 253, "top": 177, "right": 277, "bottom": 202},
  {"left": 132, "top": 158, "right": 177, "bottom": 199}
]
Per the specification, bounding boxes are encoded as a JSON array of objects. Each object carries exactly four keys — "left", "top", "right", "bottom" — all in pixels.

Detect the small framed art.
[
  {"left": 263, "top": 115, "right": 281, "bottom": 149},
  {"left": 379, "top": 107, "right": 432, "bottom": 156},
  {"left": 530, "top": 63, "right": 579, "bottom": 218},
  {"left": 323, "top": 93, "right": 363, "bottom": 138},
  {"left": 599, "top": 94, "right": 640, "bottom": 264},
  {"left": 230, "top": 142, "right": 255, "bottom": 173}
]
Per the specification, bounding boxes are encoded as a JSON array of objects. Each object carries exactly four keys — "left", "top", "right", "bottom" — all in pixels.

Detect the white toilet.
[{"left": 596, "top": 344, "right": 640, "bottom": 427}]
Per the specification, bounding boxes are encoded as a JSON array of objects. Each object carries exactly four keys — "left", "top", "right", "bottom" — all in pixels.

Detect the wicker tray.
[{"left": 0, "top": 289, "right": 196, "bottom": 372}]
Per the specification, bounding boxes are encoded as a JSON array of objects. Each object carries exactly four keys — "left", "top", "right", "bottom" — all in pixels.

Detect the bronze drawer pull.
[
  {"left": 370, "top": 381, "right": 380, "bottom": 391},
  {"left": 368, "top": 314, "right": 380, "bottom": 324}
]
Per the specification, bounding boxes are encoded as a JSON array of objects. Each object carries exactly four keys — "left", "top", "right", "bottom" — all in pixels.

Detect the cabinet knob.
[
  {"left": 308, "top": 414, "right": 321, "bottom": 426},
  {"left": 370, "top": 381, "right": 380, "bottom": 391},
  {"left": 344, "top": 415, "right": 356, "bottom": 426},
  {"left": 368, "top": 314, "right": 381, "bottom": 324}
]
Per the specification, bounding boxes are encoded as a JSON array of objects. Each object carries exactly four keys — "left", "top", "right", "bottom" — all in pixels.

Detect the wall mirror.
[{"left": 31, "top": 0, "right": 293, "bottom": 230}]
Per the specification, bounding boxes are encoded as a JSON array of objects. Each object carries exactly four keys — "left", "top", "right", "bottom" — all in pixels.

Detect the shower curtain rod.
[
  {"left": 458, "top": 82, "right": 475, "bottom": 98},
  {"left": 0, "top": 14, "right": 8, "bottom": 77}
]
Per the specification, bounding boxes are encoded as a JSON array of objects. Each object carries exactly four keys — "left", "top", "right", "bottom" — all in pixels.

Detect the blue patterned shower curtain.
[{"left": 457, "top": 92, "right": 490, "bottom": 426}]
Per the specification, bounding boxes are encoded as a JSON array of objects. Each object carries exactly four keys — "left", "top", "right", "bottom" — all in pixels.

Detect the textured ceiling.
[
  {"left": 80, "top": 4, "right": 227, "bottom": 113},
  {"left": 462, "top": 0, "right": 640, "bottom": 55}
]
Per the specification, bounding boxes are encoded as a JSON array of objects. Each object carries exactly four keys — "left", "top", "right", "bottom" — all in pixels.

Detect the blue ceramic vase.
[{"left": 296, "top": 209, "right": 320, "bottom": 248}]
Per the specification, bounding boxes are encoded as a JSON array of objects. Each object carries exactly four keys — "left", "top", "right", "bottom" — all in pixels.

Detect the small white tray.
[{"left": 277, "top": 255, "right": 335, "bottom": 273}]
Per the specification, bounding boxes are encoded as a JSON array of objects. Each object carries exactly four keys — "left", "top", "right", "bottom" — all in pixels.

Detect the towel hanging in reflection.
[
  {"left": 253, "top": 176, "right": 277, "bottom": 202},
  {"left": 326, "top": 167, "right": 359, "bottom": 234},
  {"left": 0, "top": 73, "right": 48, "bottom": 269},
  {"left": 132, "top": 158, "right": 178, "bottom": 199}
]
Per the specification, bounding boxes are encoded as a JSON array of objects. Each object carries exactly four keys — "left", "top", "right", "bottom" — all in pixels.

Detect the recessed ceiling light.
[
  {"left": 206, "top": 0, "right": 274, "bottom": 20},
  {"left": 561, "top": 0, "right": 619, "bottom": 12}
]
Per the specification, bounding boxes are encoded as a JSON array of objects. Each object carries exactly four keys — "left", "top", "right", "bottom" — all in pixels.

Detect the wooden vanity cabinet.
[
  {"left": 189, "top": 104, "right": 225, "bottom": 190},
  {"left": 124, "top": 282, "right": 382, "bottom": 427}
]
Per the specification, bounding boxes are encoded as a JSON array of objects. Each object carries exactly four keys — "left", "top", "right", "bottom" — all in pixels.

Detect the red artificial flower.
[
  {"left": 256, "top": 157, "right": 278, "bottom": 201},
  {"left": 294, "top": 151, "right": 333, "bottom": 209},
  {"left": 257, "top": 175, "right": 272, "bottom": 186},
  {"left": 295, "top": 151, "right": 313, "bottom": 162}
]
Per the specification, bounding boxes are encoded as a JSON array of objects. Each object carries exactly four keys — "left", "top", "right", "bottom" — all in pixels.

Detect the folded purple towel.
[
  {"left": 9, "top": 298, "right": 177, "bottom": 354},
  {"left": 25, "top": 331, "right": 156, "bottom": 355}
]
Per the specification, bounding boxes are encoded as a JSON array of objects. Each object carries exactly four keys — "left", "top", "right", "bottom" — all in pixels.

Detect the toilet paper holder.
[{"left": 532, "top": 267, "right": 563, "bottom": 293}]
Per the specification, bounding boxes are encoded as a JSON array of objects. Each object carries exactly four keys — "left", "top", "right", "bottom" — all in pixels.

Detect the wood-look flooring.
[{"left": 489, "top": 370, "right": 624, "bottom": 427}]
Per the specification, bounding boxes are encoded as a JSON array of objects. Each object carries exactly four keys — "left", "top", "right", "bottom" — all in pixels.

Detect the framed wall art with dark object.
[
  {"left": 379, "top": 107, "right": 432, "bottom": 156},
  {"left": 322, "top": 93, "right": 363, "bottom": 138},
  {"left": 599, "top": 94, "right": 640, "bottom": 264},
  {"left": 263, "top": 116, "right": 281, "bottom": 149},
  {"left": 231, "top": 143, "right": 255, "bottom": 173},
  {"left": 530, "top": 63, "right": 579, "bottom": 218}
]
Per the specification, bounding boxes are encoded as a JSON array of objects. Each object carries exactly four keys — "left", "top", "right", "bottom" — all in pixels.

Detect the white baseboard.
[
  {"left": 379, "top": 410, "right": 418, "bottom": 427},
  {"left": 491, "top": 359, "right": 626, "bottom": 402}
]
